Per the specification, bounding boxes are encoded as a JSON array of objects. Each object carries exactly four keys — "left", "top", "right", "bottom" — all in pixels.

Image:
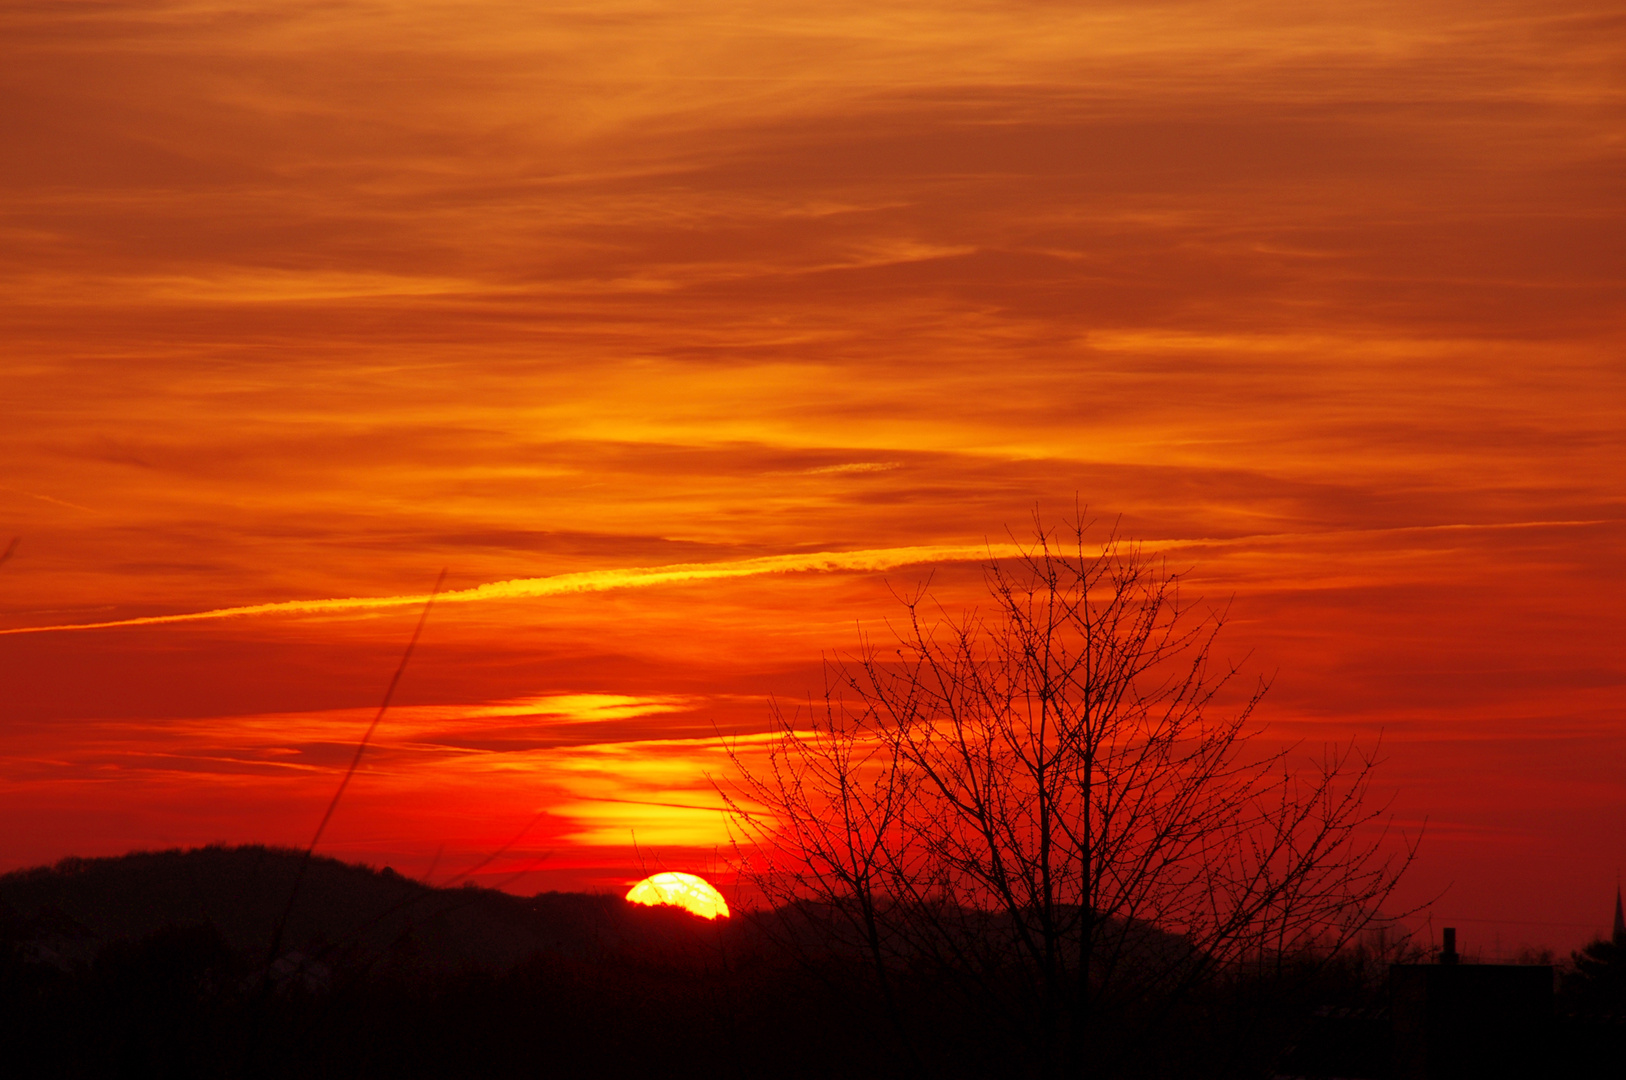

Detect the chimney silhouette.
[
  {"left": 1613, "top": 881, "right": 1624, "bottom": 946},
  {"left": 1441, "top": 926, "right": 1459, "bottom": 965}
]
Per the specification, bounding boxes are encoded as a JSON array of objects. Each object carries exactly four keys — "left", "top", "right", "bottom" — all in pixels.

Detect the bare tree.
[{"left": 723, "top": 515, "right": 1416, "bottom": 1076}]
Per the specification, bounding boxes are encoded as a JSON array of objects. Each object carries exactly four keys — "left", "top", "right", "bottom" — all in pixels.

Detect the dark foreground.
[{"left": 2, "top": 847, "right": 1620, "bottom": 1079}]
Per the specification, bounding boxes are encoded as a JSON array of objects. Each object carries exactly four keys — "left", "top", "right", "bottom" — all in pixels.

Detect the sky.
[{"left": 1, "top": 0, "right": 1622, "bottom": 955}]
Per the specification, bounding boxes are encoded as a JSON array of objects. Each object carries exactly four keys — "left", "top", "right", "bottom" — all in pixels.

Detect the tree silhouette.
[
  {"left": 724, "top": 515, "right": 1416, "bottom": 1076},
  {"left": 1563, "top": 888, "right": 1626, "bottom": 1014}
]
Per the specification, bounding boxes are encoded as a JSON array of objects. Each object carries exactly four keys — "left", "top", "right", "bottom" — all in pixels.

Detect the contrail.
[
  {"left": 0, "top": 543, "right": 1026, "bottom": 637},
  {"left": 3, "top": 517, "right": 1606, "bottom": 638}
]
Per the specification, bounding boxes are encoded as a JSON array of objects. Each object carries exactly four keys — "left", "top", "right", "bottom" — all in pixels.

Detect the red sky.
[{"left": 2, "top": 0, "right": 1622, "bottom": 955}]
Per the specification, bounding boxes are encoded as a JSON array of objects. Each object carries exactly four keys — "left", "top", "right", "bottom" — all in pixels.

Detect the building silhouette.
[{"left": 1389, "top": 927, "right": 1552, "bottom": 1080}]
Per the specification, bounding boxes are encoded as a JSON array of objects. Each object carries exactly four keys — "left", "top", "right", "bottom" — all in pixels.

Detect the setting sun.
[{"left": 625, "top": 873, "right": 731, "bottom": 920}]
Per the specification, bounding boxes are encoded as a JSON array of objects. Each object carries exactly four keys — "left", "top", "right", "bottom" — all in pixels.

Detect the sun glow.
[{"left": 624, "top": 872, "right": 731, "bottom": 920}]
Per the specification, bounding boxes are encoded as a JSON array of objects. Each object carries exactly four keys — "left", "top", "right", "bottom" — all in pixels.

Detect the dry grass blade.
[{"left": 248, "top": 567, "right": 448, "bottom": 1070}]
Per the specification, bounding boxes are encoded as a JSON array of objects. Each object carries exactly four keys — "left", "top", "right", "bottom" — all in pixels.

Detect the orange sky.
[{"left": 2, "top": 0, "right": 1622, "bottom": 955}]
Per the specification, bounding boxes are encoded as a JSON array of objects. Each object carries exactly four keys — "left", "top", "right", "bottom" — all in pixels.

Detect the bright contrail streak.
[
  {"left": 3, "top": 518, "right": 1604, "bottom": 638},
  {"left": 0, "top": 543, "right": 1026, "bottom": 637}
]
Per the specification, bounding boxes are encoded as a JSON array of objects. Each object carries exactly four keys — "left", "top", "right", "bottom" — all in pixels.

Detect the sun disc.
[{"left": 624, "top": 871, "right": 730, "bottom": 919}]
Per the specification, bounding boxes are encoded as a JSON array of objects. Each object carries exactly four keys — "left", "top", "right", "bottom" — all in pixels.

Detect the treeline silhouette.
[{"left": 2, "top": 846, "right": 1621, "bottom": 1078}]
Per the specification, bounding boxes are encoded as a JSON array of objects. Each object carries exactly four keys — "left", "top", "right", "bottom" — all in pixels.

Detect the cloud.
[{"left": 2, "top": 0, "right": 1622, "bottom": 940}]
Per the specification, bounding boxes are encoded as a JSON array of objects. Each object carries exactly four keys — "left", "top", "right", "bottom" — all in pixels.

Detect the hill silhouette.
[
  {"left": 2, "top": 847, "right": 830, "bottom": 1079},
  {"left": 1, "top": 844, "right": 723, "bottom": 980},
  {"left": 0, "top": 845, "right": 1258, "bottom": 1078}
]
